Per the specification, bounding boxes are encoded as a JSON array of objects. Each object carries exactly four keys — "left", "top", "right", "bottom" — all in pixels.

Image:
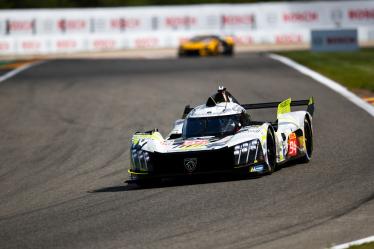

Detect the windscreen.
[
  {"left": 183, "top": 114, "right": 240, "bottom": 138},
  {"left": 190, "top": 36, "right": 214, "bottom": 42}
]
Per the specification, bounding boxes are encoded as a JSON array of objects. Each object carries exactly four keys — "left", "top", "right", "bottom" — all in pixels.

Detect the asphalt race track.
[{"left": 0, "top": 54, "right": 373, "bottom": 249}]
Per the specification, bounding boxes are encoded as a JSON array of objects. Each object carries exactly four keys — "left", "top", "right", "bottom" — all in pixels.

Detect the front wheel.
[{"left": 265, "top": 128, "right": 277, "bottom": 174}]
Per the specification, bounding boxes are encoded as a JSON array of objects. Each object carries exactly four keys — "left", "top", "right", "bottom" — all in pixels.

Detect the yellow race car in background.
[{"left": 178, "top": 35, "right": 235, "bottom": 57}]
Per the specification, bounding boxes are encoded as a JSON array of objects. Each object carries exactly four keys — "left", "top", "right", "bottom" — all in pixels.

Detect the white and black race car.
[{"left": 128, "top": 87, "right": 314, "bottom": 184}]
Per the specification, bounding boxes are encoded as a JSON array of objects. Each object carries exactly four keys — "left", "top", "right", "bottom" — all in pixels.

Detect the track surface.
[{"left": 0, "top": 54, "right": 373, "bottom": 249}]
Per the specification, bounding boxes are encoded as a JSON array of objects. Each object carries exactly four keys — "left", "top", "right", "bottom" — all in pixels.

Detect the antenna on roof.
[{"left": 218, "top": 85, "right": 226, "bottom": 92}]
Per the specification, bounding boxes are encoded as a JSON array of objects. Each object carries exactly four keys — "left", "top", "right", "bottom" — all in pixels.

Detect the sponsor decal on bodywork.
[
  {"left": 288, "top": 132, "right": 298, "bottom": 157},
  {"left": 250, "top": 164, "right": 264, "bottom": 172},
  {"left": 170, "top": 139, "right": 210, "bottom": 151},
  {"left": 132, "top": 132, "right": 163, "bottom": 145}
]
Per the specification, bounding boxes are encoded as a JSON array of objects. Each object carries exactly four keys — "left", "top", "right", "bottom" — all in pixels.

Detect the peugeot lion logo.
[{"left": 184, "top": 158, "right": 197, "bottom": 173}]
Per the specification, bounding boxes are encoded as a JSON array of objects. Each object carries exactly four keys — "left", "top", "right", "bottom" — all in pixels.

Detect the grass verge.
[
  {"left": 347, "top": 241, "right": 374, "bottom": 249},
  {"left": 277, "top": 48, "right": 374, "bottom": 94},
  {"left": 0, "top": 61, "right": 12, "bottom": 66}
]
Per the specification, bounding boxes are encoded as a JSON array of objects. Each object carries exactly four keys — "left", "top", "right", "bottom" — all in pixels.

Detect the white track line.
[
  {"left": 331, "top": 235, "right": 374, "bottom": 249},
  {"left": 269, "top": 53, "right": 374, "bottom": 117},
  {"left": 0, "top": 61, "right": 45, "bottom": 83}
]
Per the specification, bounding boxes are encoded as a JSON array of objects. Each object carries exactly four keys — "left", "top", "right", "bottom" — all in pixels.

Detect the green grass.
[
  {"left": 0, "top": 61, "right": 12, "bottom": 66},
  {"left": 277, "top": 48, "right": 374, "bottom": 93},
  {"left": 347, "top": 241, "right": 374, "bottom": 249}
]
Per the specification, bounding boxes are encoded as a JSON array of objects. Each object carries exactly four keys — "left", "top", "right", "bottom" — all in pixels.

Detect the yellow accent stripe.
[
  {"left": 308, "top": 96, "right": 314, "bottom": 105},
  {"left": 277, "top": 98, "right": 291, "bottom": 116},
  {"left": 128, "top": 169, "right": 149, "bottom": 175},
  {"left": 132, "top": 132, "right": 163, "bottom": 145}
]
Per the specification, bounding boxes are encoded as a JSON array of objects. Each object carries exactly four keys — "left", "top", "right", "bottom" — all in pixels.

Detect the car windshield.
[
  {"left": 190, "top": 36, "right": 214, "bottom": 42},
  {"left": 183, "top": 114, "right": 240, "bottom": 138}
]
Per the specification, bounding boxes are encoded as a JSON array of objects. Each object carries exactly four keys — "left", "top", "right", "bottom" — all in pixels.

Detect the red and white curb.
[
  {"left": 269, "top": 53, "right": 374, "bottom": 118},
  {"left": 363, "top": 97, "right": 374, "bottom": 105},
  {"left": 330, "top": 235, "right": 374, "bottom": 249}
]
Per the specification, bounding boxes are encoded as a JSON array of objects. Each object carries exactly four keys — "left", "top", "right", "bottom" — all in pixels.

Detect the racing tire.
[
  {"left": 223, "top": 46, "right": 234, "bottom": 56},
  {"left": 299, "top": 117, "right": 313, "bottom": 163},
  {"left": 265, "top": 128, "right": 277, "bottom": 174},
  {"left": 178, "top": 50, "right": 185, "bottom": 57}
]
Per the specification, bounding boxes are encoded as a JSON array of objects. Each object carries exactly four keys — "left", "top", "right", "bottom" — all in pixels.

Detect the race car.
[
  {"left": 178, "top": 35, "right": 234, "bottom": 57},
  {"left": 128, "top": 87, "right": 314, "bottom": 185}
]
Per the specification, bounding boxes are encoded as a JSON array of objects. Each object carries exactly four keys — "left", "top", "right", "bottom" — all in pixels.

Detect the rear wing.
[
  {"left": 182, "top": 97, "right": 314, "bottom": 119},
  {"left": 242, "top": 97, "right": 314, "bottom": 117}
]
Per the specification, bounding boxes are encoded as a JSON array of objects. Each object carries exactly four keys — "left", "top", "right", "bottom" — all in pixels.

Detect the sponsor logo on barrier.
[
  {"left": 7, "top": 20, "right": 34, "bottom": 34},
  {"left": 222, "top": 15, "right": 255, "bottom": 25},
  {"left": 134, "top": 37, "right": 159, "bottom": 48},
  {"left": 58, "top": 19, "right": 87, "bottom": 32},
  {"left": 275, "top": 34, "right": 303, "bottom": 44},
  {"left": 311, "top": 29, "right": 358, "bottom": 51},
  {"left": 234, "top": 35, "right": 254, "bottom": 45},
  {"left": 326, "top": 36, "right": 356, "bottom": 44},
  {"left": 165, "top": 16, "right": 196, "bottom": 27},
  {"left": 93, "top": 39, "right": 116, "bottom": 49},
  {"left": 0, "top": 2, "right": 373, "bottom": 54},
  {"left": 56, "top": 40, "right": 77, "bottom": 49},
  {"left": 21, "top": 40, "right": 41, "bottom": 50},
  {"left": 283, "top": 11, "right": 318, "bottom": 23},
  {"left": 348, "top": 9, "right": 374, "bottom": 20},
  {"left": 0, "top": 42, "right": 10, "bottom": 51},
  {"left": 111, "top": 18, "right": 140, "bottom": 29}
]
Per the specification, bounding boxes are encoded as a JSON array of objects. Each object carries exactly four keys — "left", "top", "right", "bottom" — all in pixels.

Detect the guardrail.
[{"left": 0, "top": 0, "right": 373, "bottom": 55}]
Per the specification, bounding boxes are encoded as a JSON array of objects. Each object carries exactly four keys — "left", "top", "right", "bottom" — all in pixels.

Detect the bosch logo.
[{"left": 184, "top": 158, "right": 197, "bottom": 173}]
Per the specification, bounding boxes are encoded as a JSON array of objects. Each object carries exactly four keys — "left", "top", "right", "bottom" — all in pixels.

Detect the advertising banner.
[
  {"left": 0, "top": 0, "right": 372, "bottom": 55},
  {"left": 311, "top": 29, "right": 358, "bottom": 51}
]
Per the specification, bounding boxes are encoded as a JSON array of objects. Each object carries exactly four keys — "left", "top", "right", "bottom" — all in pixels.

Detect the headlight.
[
  {"left": 130, "top": 145, "right": 152, "bottom": 171},
  {"left": 233, "top": 139, "right": 262, "bottom": 166}
]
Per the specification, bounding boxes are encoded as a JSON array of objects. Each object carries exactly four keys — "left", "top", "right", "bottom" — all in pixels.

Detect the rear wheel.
[
  {"left": 300, "top": 117, "right": 313, "bottom": 163},
  {"left": 266, "top": 128, "right": 277, "bottom": 174},
  {"left": 223, "top": 45, "right": 233, "bottom": 56}
]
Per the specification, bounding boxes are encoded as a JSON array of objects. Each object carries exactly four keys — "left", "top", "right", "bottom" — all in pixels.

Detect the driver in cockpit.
[{"left": 214, "top": 86, "right": 234, "bottom": 103}]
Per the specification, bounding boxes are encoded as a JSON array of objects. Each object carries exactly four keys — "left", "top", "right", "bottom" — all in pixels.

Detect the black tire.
[
  {"left": 266, "top": 128, "right": 277, "bottom": 174},
  {"left": 299, "top": 117, "right": 313, "bottom": 163},
  {"left": 223, "top": 46, "right": 233, "bottom": 56}
]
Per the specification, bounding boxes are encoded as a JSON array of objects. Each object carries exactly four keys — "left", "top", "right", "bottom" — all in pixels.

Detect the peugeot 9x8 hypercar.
[{"left": 128, "top": 87, "right": 314, "bottom": 184}]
